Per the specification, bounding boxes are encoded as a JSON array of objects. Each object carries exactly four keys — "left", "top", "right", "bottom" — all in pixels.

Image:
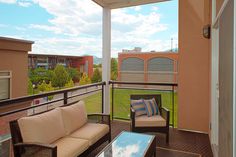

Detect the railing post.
[
  {"left": 172, "top": 85, "right": 175, "bottom": 127},
  {"left": 64, "top": 92, "right": 68, "bottom": 105},
  {"left": 102, "top": 83, "right": 104, "bottom": 113},
  {"left": 111, "top": 82, "right": 114, "bottom": 120}
]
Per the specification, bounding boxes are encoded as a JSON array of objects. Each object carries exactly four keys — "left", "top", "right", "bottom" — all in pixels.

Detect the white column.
[{"left": 102, "top": 7, "right": 111, "bottom": 114}]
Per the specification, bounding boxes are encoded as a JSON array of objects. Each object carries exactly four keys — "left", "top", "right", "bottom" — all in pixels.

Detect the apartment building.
[
  {"left": 28, "top": 54, "right": 93, "bottom": 78},
  {"left": 118, "top": 48, "right": 178, "bottom": 88}
]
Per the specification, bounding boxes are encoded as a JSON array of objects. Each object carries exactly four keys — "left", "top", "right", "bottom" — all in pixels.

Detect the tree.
[
  {"left": 111, "top": 58, "right": 118, "bottom": 80},
  {"left": 52, "top": 65, "right": 69, "bottom": 88},
  {"left": 66, "top": 68, "right": 80, "bottom": 82},
  {"left": 29, "top": 68, "right": 54, "bottom": 85},
  {"left": 28, "top": 80, "right": 34, "bottom": 95},
  {"left": 79, "top": 73, "right": 91, "bottom": 85},
  {"left": 91, "top": 68, "right": 102, "bottom": 83},
  {"left": 38, "top": 81, "right": 54, "bottom": 100},
  {"left": 65, "top": 79, "right": 74, "bottom": 88}
]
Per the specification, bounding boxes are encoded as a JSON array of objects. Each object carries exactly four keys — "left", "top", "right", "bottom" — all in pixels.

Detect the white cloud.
[
  {"left": 152, "top": 6, "right": 159, "bottom": 11},
  {"left": 18, "top": 1, "right": 31, "bottom": 7},
  {"left": 0, "top": 0, "right": 16, "bottom": 4},
  {"left": 134, "top": 6, "right": 141, "bottom": 11},
  {"left": 1, "top": 0, "right": 174, "bottom": 57},
  {"left": 0, "top": 0, "right": 33, "bottom": 7}
]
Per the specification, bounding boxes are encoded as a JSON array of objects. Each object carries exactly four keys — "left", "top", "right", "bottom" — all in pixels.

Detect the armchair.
[{"left": 130, "top": 94, "right": 170, "bottom": 143}]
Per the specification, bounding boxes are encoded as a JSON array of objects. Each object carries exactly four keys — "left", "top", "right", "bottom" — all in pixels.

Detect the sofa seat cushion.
[
  {"left": 135, "top": 115, "right": 166, "bottom": 127},
  {"left": 70, "top": 123, "right": 109, "bottom": 145},
  {"left": 60, "top": 101, "right": 88, "bottom": 135},
  {"left": 18, "top": 108, "right": 66, "bottom": 144},
  {"left": 52, "top": 137, "right": 89, "bottom": 157}
]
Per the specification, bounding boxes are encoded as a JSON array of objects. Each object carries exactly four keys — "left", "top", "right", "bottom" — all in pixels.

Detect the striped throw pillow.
[
  {"left": 131, "top": 99, "right": 147, "bottom": 117},
  {"left": 143, "top": 98, "right": 159, "bottom": 117}
]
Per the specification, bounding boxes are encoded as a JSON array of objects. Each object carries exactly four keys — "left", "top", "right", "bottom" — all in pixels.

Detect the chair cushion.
[
  {"left": 143, "top": 98, "right": 159, "bottom": 117},
  {"left": 18, "top": 108, "right": 66, "bottom": 144},
  {"left": 131, "top": 99, "right": 147, "bottom": 117},
  {"left": 70, "top": 123, "right": 109, "bottom": 145},
  {"left": 60, "top": 101, "right": 88, "bottom": 135},
  {"left": 135, "top": 115, "right": 166, "bottom": 127},
  {"left": 52, "top": 137, "right": 89, "bottom": 157}
]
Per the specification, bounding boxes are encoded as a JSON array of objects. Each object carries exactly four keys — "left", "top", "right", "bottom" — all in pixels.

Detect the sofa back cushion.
[
  {"left": 18, "top": 108, "right": 66, "bottom": 144},
  {"left": 61, "top": 101, "right": 88, "bottom": 135}
]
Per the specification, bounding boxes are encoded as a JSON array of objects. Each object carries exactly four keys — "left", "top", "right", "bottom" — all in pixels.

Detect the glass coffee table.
[{"left": 96, "top": 131, "right": 156, "bottom": 157}]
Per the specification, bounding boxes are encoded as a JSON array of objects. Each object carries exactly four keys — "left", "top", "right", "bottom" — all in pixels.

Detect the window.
[{"left": 0, "top": 72, "right": 11, "bottom": 101}]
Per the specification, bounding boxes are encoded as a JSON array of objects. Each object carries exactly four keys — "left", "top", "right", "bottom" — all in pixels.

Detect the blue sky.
[{"left": 0, "top": 0, "right": 178, "bottom": 57}]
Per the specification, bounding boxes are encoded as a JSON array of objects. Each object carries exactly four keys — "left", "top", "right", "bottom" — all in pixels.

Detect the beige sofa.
[{"left": 10, "top": 101, "right": 111, "bottom": 157}]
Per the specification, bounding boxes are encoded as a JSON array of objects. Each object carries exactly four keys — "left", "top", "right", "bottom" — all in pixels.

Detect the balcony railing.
[
  {"left": 109, "top": 81, "right": 178, "bottom": 127},
  {"left": 0, "top": 81, "right": 177, "bottom": 156}
]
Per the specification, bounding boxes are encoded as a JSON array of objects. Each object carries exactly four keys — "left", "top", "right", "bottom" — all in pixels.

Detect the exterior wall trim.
[{"left": 233, "top": 0, "right": 236, "bottom": 156}]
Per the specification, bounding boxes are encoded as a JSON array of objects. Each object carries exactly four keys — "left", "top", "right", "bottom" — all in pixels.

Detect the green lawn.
[{"left": 83, "top": 89, "right": 178, "bottom": 127}]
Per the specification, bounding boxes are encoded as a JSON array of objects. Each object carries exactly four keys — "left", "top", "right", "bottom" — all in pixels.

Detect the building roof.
[
  {"left": 28, "top": 53, "right": 92, "bottom": 58},
  {"left": 92, "top": 0, "right": 170, "bottom": 9},
  {"left": 0, "top": 36, "right": 34, "bottom": 44}
]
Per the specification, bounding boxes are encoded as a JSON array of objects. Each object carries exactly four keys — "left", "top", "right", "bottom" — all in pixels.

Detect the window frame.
[{"left": 0, "top": 71, "right": 12, "bottom": 101}]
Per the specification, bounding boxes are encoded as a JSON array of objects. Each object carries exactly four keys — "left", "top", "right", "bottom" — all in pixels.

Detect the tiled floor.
[{"left": 88, "top": 120, "right": 213, "bottom": 157}]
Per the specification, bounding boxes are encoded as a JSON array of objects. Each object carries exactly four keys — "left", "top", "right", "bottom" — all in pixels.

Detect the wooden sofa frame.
[
  {"left": 130, "top": 94, "right": 170, "bottom": 143},
  {"left": 9, "top": 102, "right": 111, "bottom": 157}
]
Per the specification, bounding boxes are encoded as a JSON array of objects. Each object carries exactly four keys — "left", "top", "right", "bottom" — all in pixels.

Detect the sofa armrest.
[
  {"left": 14, "top": 142, "right": 57, "bottom": 157},
  {"left": 161, "top": 107, "right": 170, "bottom": 126},
  {"left": 87, "top": 113, "right": 110, "bottom": 126}
]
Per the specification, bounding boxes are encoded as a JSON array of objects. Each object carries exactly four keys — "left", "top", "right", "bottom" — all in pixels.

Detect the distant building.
[
  {"left": 28, "top": 54, "right": 93, "bottom": 78},
  {"left": 122, "top": 47, "right": 142, "bottom": 53},
  {"left": 118, "top": 49, "right": 178, "bottom": 88}
]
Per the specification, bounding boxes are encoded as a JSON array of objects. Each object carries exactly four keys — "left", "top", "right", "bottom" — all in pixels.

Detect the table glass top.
[{"left": 97, "top": 131, "right": 154, "bottom": 157}]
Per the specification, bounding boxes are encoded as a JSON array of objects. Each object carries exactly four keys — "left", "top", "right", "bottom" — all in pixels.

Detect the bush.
[
  {"left": 38, "top": 81, "right": 54, "bottom": 100},
  {"left": 28, "top": 80, "right": 33, "bottom": 95},
  {"left": 91, "top": 68, "right": 102, "bottom": 83},
  {"left": 29, "top": 68, "right": 54, "bottom": 85},
  {"left": 65, "top": 79, "right": 74, "bottom": 88},
  {"left": 79, "top": 73, "right": 91, "bottom": 85},
  {"left": 67, "top": 68, "right": 80, "bottom": 82}
]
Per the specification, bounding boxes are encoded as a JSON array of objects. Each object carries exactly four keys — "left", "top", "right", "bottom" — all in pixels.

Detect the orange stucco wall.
[
  {"left": 0, "top": 38, "right": 33, "bottom": 98},
  {"left": 0, "top": 37, "right": 33, "bottom": 136},
  {"left": 178, "top": 0, "right": 211, "bottom": 133},
  {"left": 118, "top": 52, "right": 178, "bottom": 82}
]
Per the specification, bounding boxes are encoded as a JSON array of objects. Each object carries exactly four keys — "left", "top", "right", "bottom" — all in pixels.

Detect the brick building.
[
  {"left": 118, "top": 48, "right": 178, "bottom": 88},
  {"left": 28, "top": 54, "right": 93, "bottom": 78}
]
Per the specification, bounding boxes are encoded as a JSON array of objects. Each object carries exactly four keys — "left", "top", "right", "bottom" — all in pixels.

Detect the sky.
[{"left": 0, "top": 0, "right": 178, "bottom": 58}]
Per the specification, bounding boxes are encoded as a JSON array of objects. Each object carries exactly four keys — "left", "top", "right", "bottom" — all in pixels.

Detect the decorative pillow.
[
  {"left": 143, "top": 98, "right": 159, "bottom": 117},
  {"left": 131, "top": 99, "right": 146, "bottom": 117}
]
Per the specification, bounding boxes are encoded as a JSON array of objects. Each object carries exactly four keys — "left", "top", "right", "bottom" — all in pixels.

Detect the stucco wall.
[
  {"left": 0, "top": 38, "right": 33, "bottom": 98},
  {"left": 0, "top": 37, "right": 33, "bottom": 136},
  {"left": 118, "top": 52, "right": 178, "bottom": 83},
  {"left": 178, "top": 0, "right": 211, "bottom": 133}
]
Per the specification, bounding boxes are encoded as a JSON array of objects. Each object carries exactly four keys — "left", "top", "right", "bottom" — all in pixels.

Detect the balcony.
[
  {"left": 0, "top": 0, "right": 235, "bottom": 156},
  {"left": 0, "top": 81, "right": 213, "bottom": 157}
]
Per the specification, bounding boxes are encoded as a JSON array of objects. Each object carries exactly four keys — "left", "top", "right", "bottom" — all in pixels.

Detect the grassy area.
[{"left": 83, "top": 89, "right": 178, "bottom": 126}]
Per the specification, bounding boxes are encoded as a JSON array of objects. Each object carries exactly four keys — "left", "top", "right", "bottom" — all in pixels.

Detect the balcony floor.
[{"left": 88, "top": 120, "right": 213, "bottom": 157}]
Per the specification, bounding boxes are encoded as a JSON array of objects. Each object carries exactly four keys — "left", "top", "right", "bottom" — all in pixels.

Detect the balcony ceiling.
[{"left": 92, "top": 0, "right": 170, "bottom": 9}]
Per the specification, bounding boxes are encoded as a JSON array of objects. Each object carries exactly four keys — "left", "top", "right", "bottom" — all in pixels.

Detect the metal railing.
[
  {"left": 109, "top": 81, "right": 178, "bottom": 127},
  {"left": 0, "top": 82, "right": 106, "bottom": 117}
]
